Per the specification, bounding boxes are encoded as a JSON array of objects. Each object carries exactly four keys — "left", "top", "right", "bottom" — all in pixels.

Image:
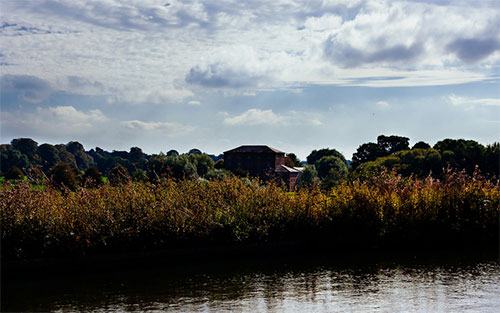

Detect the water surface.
[{"left": 3, "top": 251, "right": 499, "bottom": 312}]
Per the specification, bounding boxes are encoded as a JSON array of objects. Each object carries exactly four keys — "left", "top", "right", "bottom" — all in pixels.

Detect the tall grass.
[{"left": 1, "top": 171, "right": 498, "bottom": 260}]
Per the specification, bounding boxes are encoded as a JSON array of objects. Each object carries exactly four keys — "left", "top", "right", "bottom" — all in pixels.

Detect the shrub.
[
  {"left": 5, "top": 166, "right": 24, "bottom": 180},
  {"left": 108, "top": 164, "right": 131, "bottom": 186},
  {"left": 48, "top": 162, "right": 78, "bottom": 191},
  {"left": 82, "top": 166, "right": 103, "bottom": 188}
]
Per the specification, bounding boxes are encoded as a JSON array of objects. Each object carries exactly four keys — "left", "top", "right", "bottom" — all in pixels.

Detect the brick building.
[{"left": 224, "top": 145, "right": 303, "bottom": 189}]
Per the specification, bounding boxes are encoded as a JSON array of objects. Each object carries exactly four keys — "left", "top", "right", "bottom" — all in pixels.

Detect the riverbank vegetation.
[{"left": 1, "top": 169, "right": 498, "bottom": 261}]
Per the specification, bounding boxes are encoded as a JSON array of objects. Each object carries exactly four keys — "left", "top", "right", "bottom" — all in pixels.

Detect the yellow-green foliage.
[{"left": 1, "top": 172, "right": 498, "bottom": 260}]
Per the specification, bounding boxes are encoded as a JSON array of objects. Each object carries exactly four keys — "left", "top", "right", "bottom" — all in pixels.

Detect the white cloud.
[
  {"left": 120, "top": 120, "right": 195, "bottom": 136},
  {"left": 1, "top": 0, "right": 497, "bottom": 104},
  {"left": 447, "top": 94, "right": 500, "bottom": 109},
  {"left": 0, "top": 106, "right": 109, "bottom": 139},
  {"left": 187, "top": 100, "right": 201, "bottom": 106},
  {"left": 223, "top": 109, "right": 324, "bottom": 127},
  {"left": 376, "top": 100, "right": 390, "bottom": 109},
  {"left": 223, "top": 109, "right": 287, "bottom": 126},
  {"left": 44, "top": 106, "right": 108, "bottom": 123}
]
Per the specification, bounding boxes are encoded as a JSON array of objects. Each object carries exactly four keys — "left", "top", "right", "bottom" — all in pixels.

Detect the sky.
[{"left": 1, "top": 0, "right": 499, "bottom": 160}]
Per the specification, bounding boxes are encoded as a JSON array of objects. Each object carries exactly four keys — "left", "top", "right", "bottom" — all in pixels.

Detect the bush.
[
  {"left": 82, "top": 166, "right": 103, "bottom": 188},
  {"left": 48, "top": 162, "right": 78, "bottom": 191},
  {"left": 108, "top": 164, "right": 131, "bottom": 186},
  {"left": 5, "top": 166, "right": 24, "bottom": 180}
]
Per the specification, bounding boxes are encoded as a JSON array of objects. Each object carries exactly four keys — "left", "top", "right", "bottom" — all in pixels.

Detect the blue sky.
[{"left": 1, "top": 0, "right": 499, "bottom": 160}]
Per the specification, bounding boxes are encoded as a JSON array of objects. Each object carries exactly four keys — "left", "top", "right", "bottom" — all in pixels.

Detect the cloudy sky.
[{"left": 1, "top": 0, "right": 499, "bottom": 159}]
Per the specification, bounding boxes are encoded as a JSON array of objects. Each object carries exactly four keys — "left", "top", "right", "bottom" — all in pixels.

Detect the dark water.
[{"left": 3, "top": 251, "right": 499, "bottom": 312}]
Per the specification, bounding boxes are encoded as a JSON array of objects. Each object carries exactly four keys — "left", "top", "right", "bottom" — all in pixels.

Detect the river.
[{"left": 3, "top": 250, "right": 499, "bottom": 312}]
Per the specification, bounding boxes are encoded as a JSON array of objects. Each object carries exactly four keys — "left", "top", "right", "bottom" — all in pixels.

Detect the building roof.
[
  {"left": 276, "top": 165, "right": 304, "bottom": 173},
  {"left": 224, "top": 145, "right": 284, "bottom": 154}
]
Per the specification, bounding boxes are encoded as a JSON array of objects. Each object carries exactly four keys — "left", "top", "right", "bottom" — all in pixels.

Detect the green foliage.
[
  {"left": 307, "top": 148, "right": 348, "bottom": 166},
  {"left": 377, "top": 135, "right": 409, "bottom": 155},
  {"left": 433, "top": 138, "right": 485, "bottom": 174},
  {"left": 148, "top": 155, "right": 198, "bottom": 181},
  {"left": 0, "top": 144, "right": 30, "bottom": 173},
  {"left": 108, "top": 164, "right": 131, "bottom": 186},
  {"left": 189, "top": 154, "right": 215, "bottom": 177},
  {"left": 412, "top": 141, "right": 431, "bottom": 150},
  {"left": 38, "top": 144, "right": 61, "bottom": 171},
  {"left": 214, "top": 159, "right": 225, "bottom": 169},
  {"left": 66, "top": 141, "right": 94, "bottom": 170},
  {"left": 131, "top": 169, "right": 148, "bottom": 182},
  {"left": 351, "top": 142, "right": 384, "bottom": 169},
  {"left": 316, "top": 155, "right": 348, "bottom": 184},
  {"left": 5, "top": 166, "right": 24, "bottom": 180},
  {"left": 205, "top": 168, "right": 233, "bottom": 180},
  {"left": 354, "top": 148, "right": 442, "bottom": 178},
  {"left": 298, "top": 165, "right": 319, "bottom": 188},
  {"left": 55, "top": 144, "right": 78, "bottom": 168},
  {"left": 48, "top": 162, "right": 78, "bottom": 191},
  {"left": 352, "top": 135, "right": 409, "bottom": 169},
  {"left": 11, "top": 138, "right": 38, "bottom": 163}
]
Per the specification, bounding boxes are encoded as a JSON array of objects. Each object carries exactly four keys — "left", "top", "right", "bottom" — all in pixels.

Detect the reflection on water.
[{"left": 3, "top": 252, "right": 500, "bottom": 312}]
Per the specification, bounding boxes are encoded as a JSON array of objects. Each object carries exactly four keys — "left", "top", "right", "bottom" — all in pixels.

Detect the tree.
[
  {"left": 214, "top": 159, "right": 225, "bottom": 169},
  {"left": 38, "top": 143, "right": 61, "bottom": 171},
  {"left": 66, "top": 141, "right": 94, "bottom": 170},
  {"left": 316, "top": 156, "right": 348, "bottom": 181},
  {"left": 129, "top": 147, "right": 144, "bottom": 162},
  {"left": 412, "top": 141, "right": 431, "bottom": 150},
  {"left": 188, "top": 148, "right": 202, "bottom": 155},
  {"left": 48, "top": 162, "right": 78, "bottom": 191},
  {"left": 433, "top": 139, "right": 485, "bottom": 174},
  {"left": 298, "top": 166, "right": 318, "bottom": 188},
  {"left": 5, "top": 166, "right": 24, "bottom": 180},
  {"left": 55, "top": 145, "right": 78, "bottom": 168},
  {"left": 189, "top": 154, "right": 214, "bottom": 177},
  {"left": 354, "top": 148, "right": 443, "bottom": 178},
  {"left": 205, "top": 168, "right": 233, "bottom": 181},
  {"left": 351, "top": 135, "right": 410, "bottom": 169},
  {"left": 307, "top": 148, "right": 348, "bottom": 166},
  {"left": 482, "top": 143, "right": 500, "bottom": 177},
  {"left": 285, "top": 153, "right": 301, "bottom": 167},
  {"left": 82, "top": 166, "right": 103, "bottom": 187},
  {"left": 351, "top": 142, "right": 384, "bottom": 169},
  {"left": 111, "top": 150, "right": 129, "bottom": 159},
  {"left": 11, "top": 138, "right": 38, "bottom": 162},
  {"left": 377, "top": 135, "right": 410, "bottom": 155},
  {"left": 167, "top": 149, "right": 179, "bottom": 157},
  {"left": 147, "top": 155, "right": 198, "bottom": 181},
  {"left": 0, "top": 144, "right": 30, "bottom": 173}
]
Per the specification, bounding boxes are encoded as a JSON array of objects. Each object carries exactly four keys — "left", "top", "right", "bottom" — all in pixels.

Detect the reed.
[{"left": 1, "top": 171, "right": 498, "bottom": 260}]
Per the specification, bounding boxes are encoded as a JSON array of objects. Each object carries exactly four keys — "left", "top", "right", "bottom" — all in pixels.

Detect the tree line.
[{"left": 1, "top": 135, "right": 498, "bottom": 189}]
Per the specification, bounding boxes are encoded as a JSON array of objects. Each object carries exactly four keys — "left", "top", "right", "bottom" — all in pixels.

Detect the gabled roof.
[
  {"left": 224, "top": 145, "right": 284, "bottom": 154},
  {"left": 276, "top": 165, "right": 304, "bottom": 173}
]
